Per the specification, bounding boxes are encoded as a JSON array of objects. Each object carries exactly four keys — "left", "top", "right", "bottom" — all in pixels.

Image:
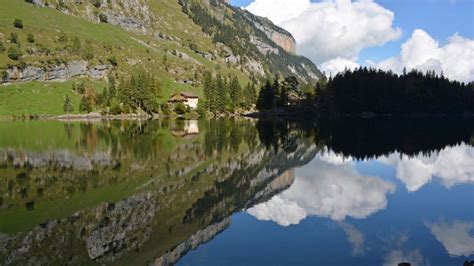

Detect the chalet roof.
[
  {"left": 180, "top": 92, "right": 198, "bottom": 98},
  {"left": 168, "top": 92, "right": 198, "bottom": 102}
]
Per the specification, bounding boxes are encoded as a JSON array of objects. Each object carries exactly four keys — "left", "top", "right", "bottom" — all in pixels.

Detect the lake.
[{"left": 0, "top": 118, "right": 473, "bottom": 266}]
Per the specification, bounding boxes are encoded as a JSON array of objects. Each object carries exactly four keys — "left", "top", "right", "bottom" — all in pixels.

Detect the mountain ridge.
[{"left": 0, "top": 0, "right": 321, "bottom": 115}]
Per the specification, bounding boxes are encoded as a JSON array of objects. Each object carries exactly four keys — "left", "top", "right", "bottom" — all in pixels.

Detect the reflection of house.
[
  {"left": 171, "top": 120, "right": 199, "bottom": 138},
  {"left": 168, "top": 92, "right": 199, "bottom": 109}
]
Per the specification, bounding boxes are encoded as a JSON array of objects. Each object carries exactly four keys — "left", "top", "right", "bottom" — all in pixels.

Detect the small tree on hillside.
[
  {"left": 7, "top": 46, "right": 21, "bottom": 61},
  {"left": 9, "top": 33, "right": 19, "bottom": 44},
  {"left": 79, "top": 95, "right": 92, "bottom": 113},
  {"left": 27, "top": 33, "right": 35, "bottom": 43},
  {"left": 13, "top": 19, "right": 23, "bottom": 29},
  {"left": 63, "top": 96, "right": 73, "bottom": 114}
]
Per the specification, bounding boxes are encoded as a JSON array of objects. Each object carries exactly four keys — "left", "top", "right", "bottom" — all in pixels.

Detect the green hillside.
[{"left": 0, "top": 0, "right": 321, "bottom": 116}]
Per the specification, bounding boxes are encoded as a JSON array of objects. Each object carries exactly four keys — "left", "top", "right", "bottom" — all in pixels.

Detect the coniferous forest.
[{"left": 256, "top": 68, "right": 474, "bottom": 116}]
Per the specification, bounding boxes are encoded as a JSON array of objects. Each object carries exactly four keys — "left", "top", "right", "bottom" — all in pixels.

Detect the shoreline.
[{"left": 1, "top": 110, "right": 473, "bottom": 121}]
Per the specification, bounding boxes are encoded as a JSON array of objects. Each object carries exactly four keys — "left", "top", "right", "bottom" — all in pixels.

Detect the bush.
[
  {"left": 98, "top": 13, "right": 107, "bottom": 23},
  {"left": 63, "top": 96, "right": 73, "bottom": 114},
  {"left": 9, "top": 33, "right": 18, "bottom": 44},
  {"left": 0, "top": 43, "right": 5, "bottom": 53},
  {"left": 79, "top": 96, "right": 92, "bottom": 113},
  {"left": 160, "top": 104, "right": 171, "bottom": 115},
  {"left": 27, "top": 33, "right": 35, "bottom": 43},
  {"left": 174, "top": 103, "right": 187, "bottom": 115},
  {"left": 109, "top": 98, "right": 122, "bottom": 115},
  {"left": 91, "top": 0, "right": 101, "bottom": 8},
  {"left": 1, "top": 70, "right": 8, "bottom": 81},
  {"left": 13, "top": 19, "right": 23, "bottom": 29},
  {"left": 82, "top": 44, "right": 94, "bottom": 60},
  {"left": 58, "top": 32, "right": 68, "bottom": 43},
  {"left": 107, "top": 56, "right": 117, "bottom": 66},
  {"left": 7, "top": 46, "right": 22, "bottom": 60},
  {"left": 72, "top": 81, "right": 86, "bottom": 94}
]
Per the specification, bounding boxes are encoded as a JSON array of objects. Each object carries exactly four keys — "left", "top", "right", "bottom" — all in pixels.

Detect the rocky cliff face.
[
  {"left": 1, "top": 61, "right": 109, "bottom": 84},
  {"left": 241, "top": 10, "right": 296, "bottom": 54}
]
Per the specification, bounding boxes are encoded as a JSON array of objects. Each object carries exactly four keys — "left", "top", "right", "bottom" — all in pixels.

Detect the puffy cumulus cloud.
[
  {"left": 378, "top": 144, "right": 474, "bottom": 192},
  {"left": 383, "top": 249, "right": 427, "bottom": 266},
  {"left": 247, "top": 153, "right": 395, "bottom": 226},
  {"left": 281, "top": 0, "right": 400, "bottom": 64},
  {"left": 247, "top": 196, "right": 306, "bottom": 226},
  {"left": 425, "top": 220, "right": 474, "bottom": 257},
  {"left": 244, "top": 0, "right": 400, "bottom": 75},
  {"left": 320, "top": 57, "right": 360, "bottom": 77},
  {"left": 376, "top": 29, "right": 474, "bottom": 82},
  {"left": 245, "top": 0, "right": 310, "bottom": 25}
]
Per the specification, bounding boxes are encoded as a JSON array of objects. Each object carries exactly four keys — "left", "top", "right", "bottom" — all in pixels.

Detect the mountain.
[{"left": 0, "top": 0, "right": 321, "bottom": 115}]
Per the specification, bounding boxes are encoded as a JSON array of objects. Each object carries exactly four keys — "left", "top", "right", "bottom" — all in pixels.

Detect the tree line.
[
  {"left": 202, "top": 71, "right": 257, "bottom": 113},
  {"left": 256, "top": 68, "right": 474, "bottom": 115},
  {"left": 64, "top": 70, "right": 163, "bottom": 115}
]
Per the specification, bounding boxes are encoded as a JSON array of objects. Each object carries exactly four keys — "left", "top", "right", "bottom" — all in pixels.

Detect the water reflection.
[
  {"left": 425, "top": 220, "right": 474, "bottom": 257},
  {"left": 248, "top": 152, "right": 396, "bottom": 225},
  {"left": 0, "top": 118, "right": 472, "bottom": 265}
]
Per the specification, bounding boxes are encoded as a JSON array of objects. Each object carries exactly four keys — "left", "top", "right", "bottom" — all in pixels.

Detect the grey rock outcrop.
[
  {"left": 1, "top": 61, "right": 109, "bottom": 84},
  {"left": 242, "top": 10, "right": 297, "bottom": 54}
]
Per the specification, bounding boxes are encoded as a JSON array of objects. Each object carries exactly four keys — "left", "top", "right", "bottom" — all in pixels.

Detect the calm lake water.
[{"left": 0, "top": 118, "right": 473, "bottom": 266}]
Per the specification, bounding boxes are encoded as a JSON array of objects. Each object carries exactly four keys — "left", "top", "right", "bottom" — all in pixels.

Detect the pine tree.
[
  {"left": 203, "top": 71, "right": 214, "bottom": 111},
  {"left": 63, "top": 96, "right": 73, "bottom": 114},
  {"left": 108, "top": 74, "right": 116, "bottom": 98},
  {"left": 215, "top": 73, "right": 226, "bottom": 113},
  {"left": 256, "top": 79, "right": 275, "bottom": 110},
  {"left": 229, "top": 76, "right": 241, "bottom": 109},
  {"left": 79, "top": 95, "right": 92, "bottom": 113}
]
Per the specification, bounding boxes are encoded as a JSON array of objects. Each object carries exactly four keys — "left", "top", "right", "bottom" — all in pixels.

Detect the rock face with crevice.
[
  {"left": 1, "top": 61, "right": 109, "bottom": 84},
  {"left": 242, "top": 10, "right": 297, "bottom": 54}
]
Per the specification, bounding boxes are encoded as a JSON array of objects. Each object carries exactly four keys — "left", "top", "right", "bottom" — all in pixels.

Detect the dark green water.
[{"left": 0, "top": 118, "right": 473, "bottom": 265}]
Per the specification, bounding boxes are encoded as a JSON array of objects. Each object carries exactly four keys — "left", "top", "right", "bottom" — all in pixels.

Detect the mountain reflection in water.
[{"left": 0, "top": 118, "right": 473, "bottom": 266}]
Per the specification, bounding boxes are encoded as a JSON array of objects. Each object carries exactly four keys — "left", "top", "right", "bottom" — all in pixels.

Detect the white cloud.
[
  {"left": 379, "top": 143, "right": 474, "bottom": 192},
  {"left": 247, "top": 153, "right": 395, "bottom": 226},
  {"left": 320, "top": 57, "right": 360, "bottom": 77},
  {"left": 339, "top": 222, "right": 366, "bottom": 256},
  {"left": 383, "top": 249, "right": 427, "bottom": 266},
  {"left": 245, "top": 0, "right": 310, "bottom": 25},
  {"left": 425, "top": 220, "right": 474, "bottom": 257},
  {"left": 376, "top": 29, "right": 474, "bottom": 82},
  {"left": 245, "top": 0, "right": 401, "bottom": 65}
]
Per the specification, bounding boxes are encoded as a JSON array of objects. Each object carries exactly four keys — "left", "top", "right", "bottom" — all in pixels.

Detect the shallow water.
[{"left": 0, "top": 118, "right": 473, "bottom": 265}]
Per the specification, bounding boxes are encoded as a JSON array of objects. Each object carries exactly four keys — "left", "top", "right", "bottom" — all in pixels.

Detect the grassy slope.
[{"left": 0, "top": 0, "right": 251, "bottom": 115}]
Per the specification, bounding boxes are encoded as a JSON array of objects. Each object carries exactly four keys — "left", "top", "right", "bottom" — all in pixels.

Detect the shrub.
[
  {"left": 79, "top": 95, "right": 92, "bottom": 113},
  {"left": 98, "top": 13, "right": 107, "bottom": 23},
  {"left": 9, "top": 33, "right": 19, "bottom": 44},
  {"left": 72, "top": 81, "right": 86, "bottom": 94},
  {"left": 7, "top": 46, "right": 22, "bottom": 60},
  {"left": 13, "top": 19, "right": 23, "bottom": 29},
  {"left": 161, "top": 104, "right": 171, "bottom": 115},
  {"left": 91, "top": 0, "right": 101, "bottom": 8},
  {"left": 1, "top": 70, "right": 8, "bottom": 81},
  {"left": 63, "top": 96, "right": 73, "bottom": 114},
  {"left": 174, "top": 103, "right": 187, "bottom": 115},
  {"left": 82, "top": 44, "right": 94, "bottom": 60},
  {"left": 0, "top": 43, "right": 5, "bottom": 53},
  {"left": 107, "top": 56, "right": 117, "bottom": 66},
  {"left": 72, "top": 36, "right": 81, "bottom": 53},
  {"left": 27, "top": 33, "right": 35, "bottom": 43},
  {"left": 109, "top": 98, "right": 122, "bottom": 115},
  {"left": 58, "top": 32, "right": 68, "bottom": 43}
]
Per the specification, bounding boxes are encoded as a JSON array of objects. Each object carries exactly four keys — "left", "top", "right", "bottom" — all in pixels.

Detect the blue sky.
[{"left": 230, "top": 0, "right": 474, "bottom": 81}]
